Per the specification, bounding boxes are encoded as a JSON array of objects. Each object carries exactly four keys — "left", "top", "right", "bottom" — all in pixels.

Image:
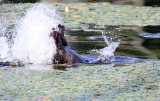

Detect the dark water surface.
[{"left": 65, "top": 25, "right": 160, "bottom": 60}]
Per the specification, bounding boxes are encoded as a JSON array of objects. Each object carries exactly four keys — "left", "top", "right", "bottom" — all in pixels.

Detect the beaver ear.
[
  {"left": 58, "top": 24, "right": 65, "bottom": 32},
  {"left": 52, "top": 27, "right": 55, "bottom": 30}
]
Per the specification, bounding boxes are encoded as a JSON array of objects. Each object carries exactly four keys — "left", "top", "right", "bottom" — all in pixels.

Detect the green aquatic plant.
[
  {"left": 0, "top": 61, "right": 160, "bottom": 100},
  {"left": 1, "top": 3, "right": 160, "bottom": 29}
]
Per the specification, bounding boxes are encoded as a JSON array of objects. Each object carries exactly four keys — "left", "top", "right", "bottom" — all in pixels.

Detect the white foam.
[{"left": 9, "top": 4, "right": 64, "bottom": 64}]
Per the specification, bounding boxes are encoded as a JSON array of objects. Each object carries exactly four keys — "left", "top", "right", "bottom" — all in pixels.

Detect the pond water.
[{"left": 66, "top": 25, "right": 160, "bottom": 59}]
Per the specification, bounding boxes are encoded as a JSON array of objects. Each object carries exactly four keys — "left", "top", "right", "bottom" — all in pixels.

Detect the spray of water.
[
  {"left": 0, "top": 4, "right": 64, "bottom": 64},
  {"left": 91, "top": 26, "right": 120, "bottom": 64},
  {"left": 0, "top": 37, "right": 10, "bottom": 61},
  {"left": 0, "top": 24, "right": 11, "bottom": 62}
]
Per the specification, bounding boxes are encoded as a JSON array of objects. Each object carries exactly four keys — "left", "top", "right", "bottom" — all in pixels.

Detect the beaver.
[{"left": 50, "top": 24, "right": 86, "bottom": 64}]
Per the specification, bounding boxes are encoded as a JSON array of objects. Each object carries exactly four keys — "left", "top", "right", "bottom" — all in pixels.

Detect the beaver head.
[{"left": 50, "top": 24, "right": 67, "bottom": 47}]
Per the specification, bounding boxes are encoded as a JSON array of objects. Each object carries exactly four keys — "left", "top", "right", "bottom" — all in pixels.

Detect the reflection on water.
[
  {"left": 65, "top": 25, "right": 160, "bottom": 59},
  {"left": 140, "top": 33, "right": 160, "bottom": 38},
  {"left": 143, "top": 26, "right": 160, "bottom": 33}
]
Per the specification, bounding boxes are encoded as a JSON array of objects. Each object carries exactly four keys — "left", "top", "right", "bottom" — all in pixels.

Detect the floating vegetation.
[
  {"left": 0, "top": 61, "right": 160, "bottom": 100},
  {"left": 1, "top": 3, "right": 160, "bottom": 29}
]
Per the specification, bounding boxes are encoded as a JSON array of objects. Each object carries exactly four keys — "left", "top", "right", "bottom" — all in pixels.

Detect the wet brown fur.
[{"left": 50, "top": 24, "right": 85, "bottom": 64}]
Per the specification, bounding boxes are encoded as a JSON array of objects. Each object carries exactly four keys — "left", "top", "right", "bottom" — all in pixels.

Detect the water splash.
[
  {"left": 0, "top": 4, "right": 64, "bottom": 64},
  {"left": 91, "top": 26, "right": 120, "bottom": 64},
  {"left": 0, "top": 24, "right": 6, "bottom": 37},
  {"left": 0, "top": 37, "right": 10, "bottom": 61},
  {"left": 0, "top": 24, "right": 11, "bottom": 62}
]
